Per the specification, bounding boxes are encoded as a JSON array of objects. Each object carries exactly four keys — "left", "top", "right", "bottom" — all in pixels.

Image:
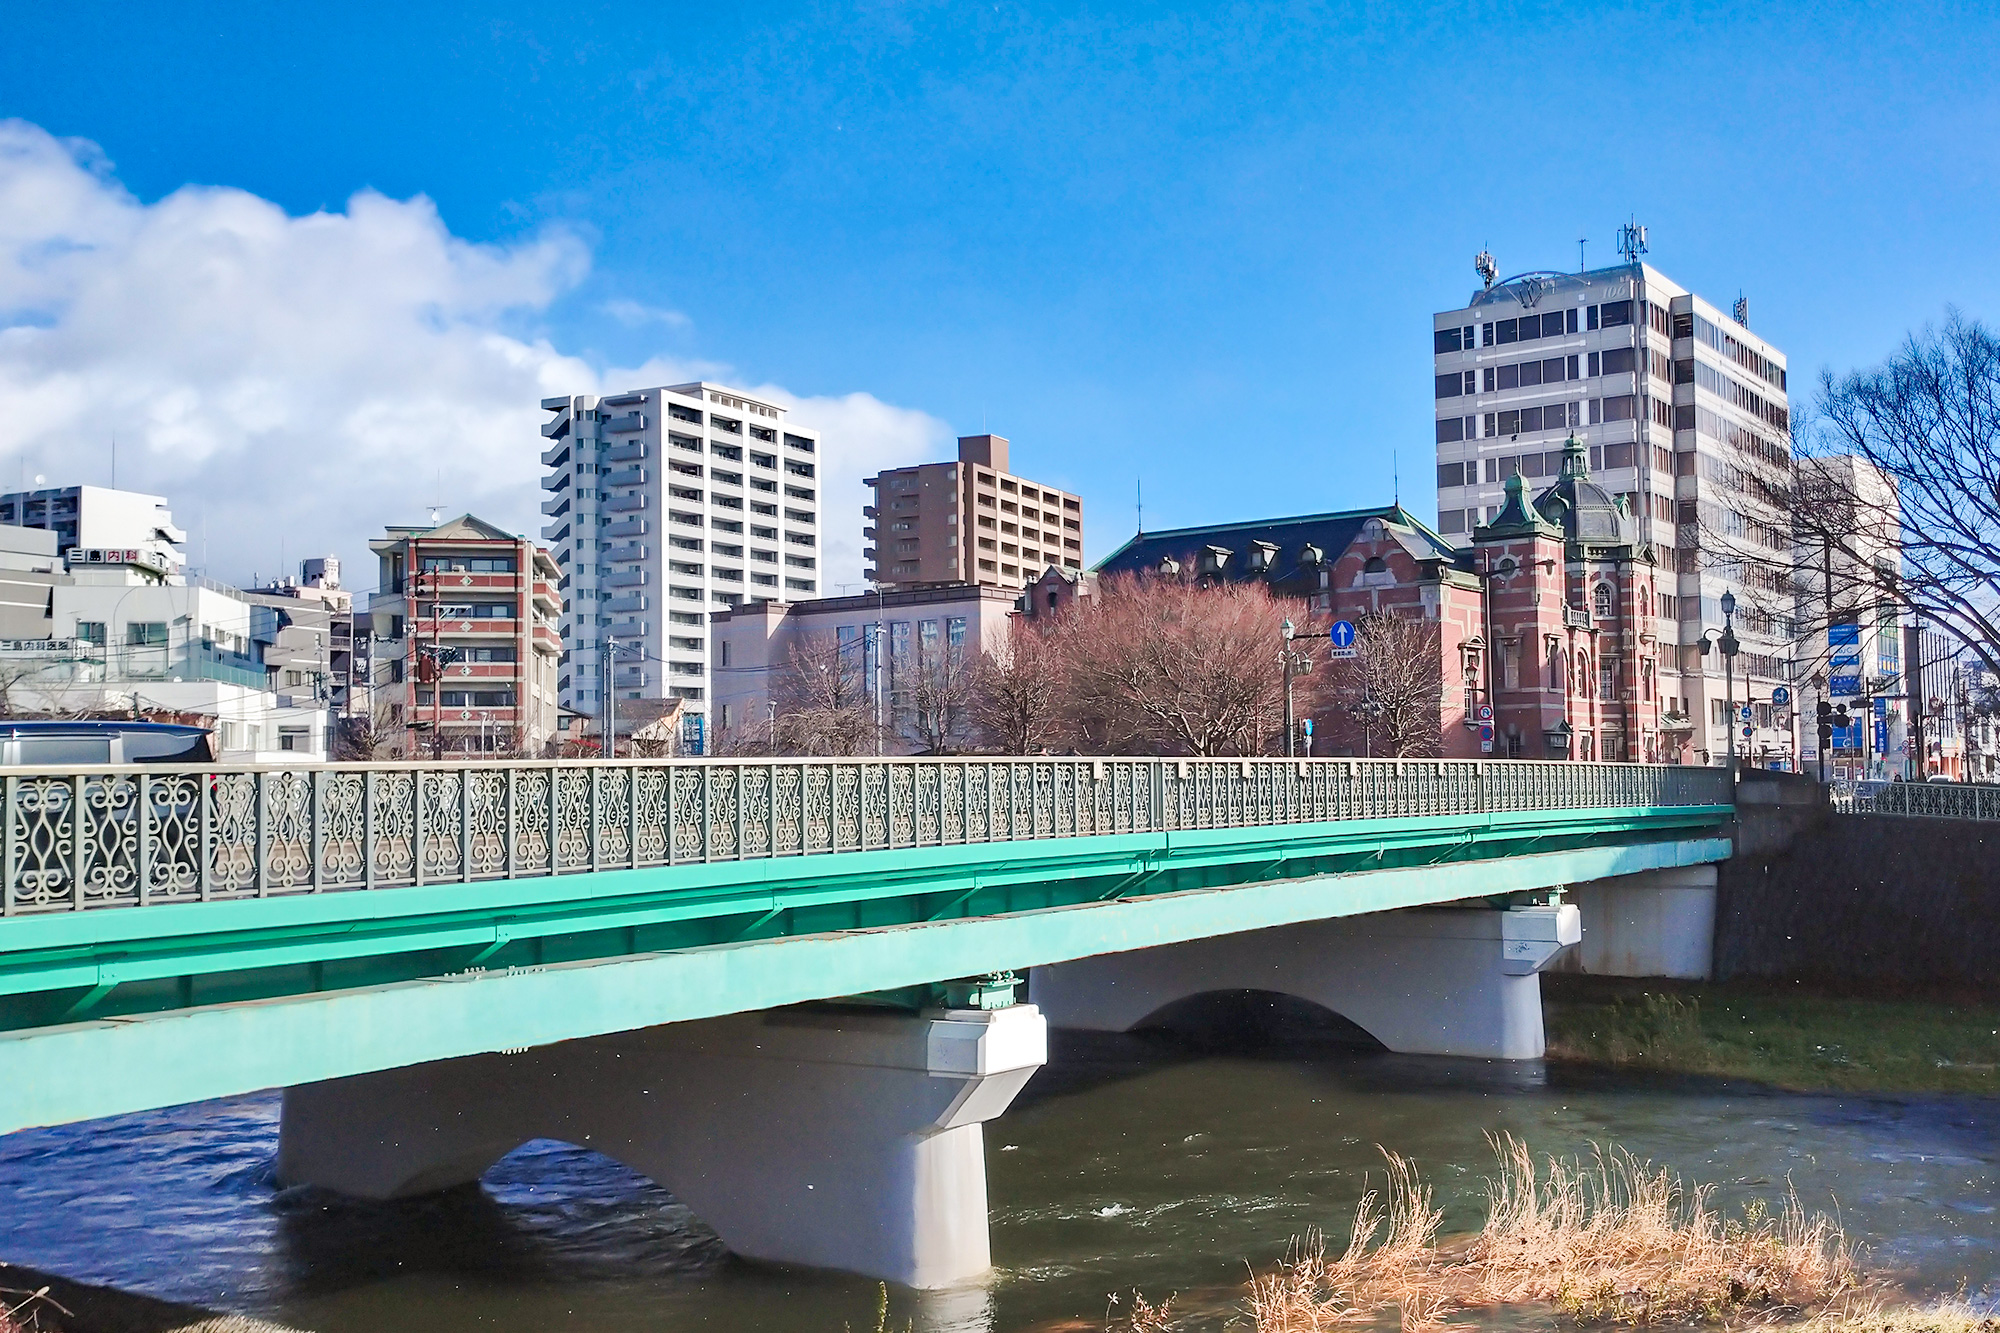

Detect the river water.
[{"left": 2, "top": 1026, "right": 1997, "bottom": 1332}]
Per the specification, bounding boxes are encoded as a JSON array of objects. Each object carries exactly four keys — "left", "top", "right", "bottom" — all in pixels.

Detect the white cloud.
[{"left": 0, "top": 119, "right": 945, "bottom": 596}]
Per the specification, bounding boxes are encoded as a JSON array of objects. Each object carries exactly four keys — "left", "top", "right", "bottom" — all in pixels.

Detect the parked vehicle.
[{"left": 0, "top": 721, "right": 213, "bottom": 766}]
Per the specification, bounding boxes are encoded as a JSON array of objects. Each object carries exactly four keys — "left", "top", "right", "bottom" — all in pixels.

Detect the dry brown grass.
[{"left": 1234, "top": 1136, "right": 1871, "bottom": 1332}]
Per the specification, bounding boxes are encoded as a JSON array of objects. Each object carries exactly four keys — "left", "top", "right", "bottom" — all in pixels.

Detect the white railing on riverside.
[
  {"left": 0, "top": 758, "right": 1732, "bottom": 915},
  {"left": 1844, "top": 780, "right": 2000, "bottom": 821}
]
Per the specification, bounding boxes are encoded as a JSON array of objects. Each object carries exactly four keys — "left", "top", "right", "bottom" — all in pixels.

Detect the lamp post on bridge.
[
  {"left": 1280, "top": 617, "right": 1333, "bottom": 759},
  {"left": 1695, "top": 592, "right": 1741, "bottom": 782}
]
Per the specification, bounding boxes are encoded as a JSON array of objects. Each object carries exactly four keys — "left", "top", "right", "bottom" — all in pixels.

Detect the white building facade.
[
  {"left": 540, "top": 383, "right": 823, "bottom": 736},
  {"left": 1433, "top": 256, "right": 1794, "bottom": 768}
]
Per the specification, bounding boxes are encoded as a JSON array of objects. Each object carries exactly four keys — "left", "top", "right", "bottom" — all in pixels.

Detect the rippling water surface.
[{"left": 3, "top": 1031, "right": 1997, "bottom": 1332}]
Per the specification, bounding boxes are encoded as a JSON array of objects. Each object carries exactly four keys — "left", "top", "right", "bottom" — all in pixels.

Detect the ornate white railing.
[
  {"left": 1849, "top": 780, "right": 2000, "bottom": 821},
  {"left": 0, "top": 758, "right": 1732, "bottom": 916}
]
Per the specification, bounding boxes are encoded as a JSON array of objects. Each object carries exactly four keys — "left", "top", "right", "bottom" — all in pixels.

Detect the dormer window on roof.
[{"left": 1199, "top": 546, "right": 1231, "bottom": 574}]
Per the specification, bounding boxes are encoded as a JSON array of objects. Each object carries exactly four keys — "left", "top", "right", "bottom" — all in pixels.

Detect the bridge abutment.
[
  {"left": 276, "top": 1004, "right": 1047, "bottom": 1288},
  {"left": 1029, "top": 905, "right": 1580, "bottom": 1059},
  {"left": 1557, "top": 865, "right": 1717, "bottom": 979}
]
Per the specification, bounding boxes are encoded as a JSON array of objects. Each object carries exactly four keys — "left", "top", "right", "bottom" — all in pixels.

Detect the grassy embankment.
[
  {"left": 1541, "top": 976, "right": 2000, "bottom": 1096},
  {"left": 1103, "top": 1137, "right": 1992, "bottom": 1333}
]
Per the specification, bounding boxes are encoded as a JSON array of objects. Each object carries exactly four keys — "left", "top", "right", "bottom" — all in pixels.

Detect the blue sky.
[{"left": 2, "top": 2, "right": 1997, "bottom": 586}]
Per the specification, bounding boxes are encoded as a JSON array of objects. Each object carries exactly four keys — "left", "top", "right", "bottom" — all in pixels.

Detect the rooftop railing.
[{"left": 0, "top": 757, "right": 1732, "bottom": 916}]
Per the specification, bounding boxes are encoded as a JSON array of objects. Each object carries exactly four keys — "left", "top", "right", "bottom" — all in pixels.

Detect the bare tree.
[
  {"left": 1318, "top": 613, "right": 1443, "bottom": 758},
  {"left": 973, "top": 618, "right": 1070, "bottom": 754},
  {"left": 1061, "top": 573, "right": 1297, "bottom": 756},
  {"left": 332, "top": 703, "right": 402, "bottom": 761},
  {"left": 1805, "top": 312, "right": 2000, "bottom": 674},
  {"left": 900, "top": 639, "right": 981, "bottom": 754},
  {"left": 771, "top": 630, "right": 874, "bottom": 756}
]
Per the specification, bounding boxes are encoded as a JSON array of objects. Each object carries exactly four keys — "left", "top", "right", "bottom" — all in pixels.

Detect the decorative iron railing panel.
[
  {"left": 0, "top": 759, "right": 1732, "bottom": 916},
  {"left": 1843, "top": 781, "right": 2000, "bottom": 821}
]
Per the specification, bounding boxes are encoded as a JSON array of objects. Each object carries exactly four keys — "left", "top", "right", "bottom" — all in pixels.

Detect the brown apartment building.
[
  {"left": 863, "top": 435, "right": 1084, "bottom": 588},
  {"left": 368, "top": 515, "right": 563, "bottom": 756}
]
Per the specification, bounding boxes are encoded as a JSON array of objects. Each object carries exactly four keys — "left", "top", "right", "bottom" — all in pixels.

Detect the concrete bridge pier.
[
  {"left": 275, "top": 1004, "right": 1048, "bottom": 1289},
  {"left": 1030, "top": 905, "right": 1580, "bottom": 1058}
]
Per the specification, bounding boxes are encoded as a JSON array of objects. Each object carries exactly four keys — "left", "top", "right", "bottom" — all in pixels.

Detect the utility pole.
[{"left": 604, "top": 633, "right": 618, "bottom": 760}]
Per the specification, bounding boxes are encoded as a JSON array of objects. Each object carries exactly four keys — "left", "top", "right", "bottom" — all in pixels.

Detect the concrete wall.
[{"left": 1716, "top": 808, "right": 2000, "bottom": 989}]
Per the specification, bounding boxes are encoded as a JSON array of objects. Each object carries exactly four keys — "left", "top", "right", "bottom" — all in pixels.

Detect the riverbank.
[
  {"left": 0, "top": 1261, "right": 305, "bottom": 1333},
  {"left": 1543, "top": 975, "right": 2000, "bottom": 1095}
]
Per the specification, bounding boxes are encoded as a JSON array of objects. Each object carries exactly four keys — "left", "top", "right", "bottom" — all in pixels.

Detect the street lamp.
[
  {"left": 1280, "top": 616, "right": 1333, "bottom": 759},
  {"left": 1695, "top": 592, "right": 1741, "bottom": 781}
]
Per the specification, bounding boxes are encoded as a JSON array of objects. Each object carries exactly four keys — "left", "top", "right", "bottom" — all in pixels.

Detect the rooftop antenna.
[
  {"left": 1733, "top": 292, "right": 1750, "bottom": 328},
  {"left": 1617, "top": 218, "right": 1648, "bottom": 262},
  {"left": 1136, "top": 478, "right": 1143, "bottom": 535},
  {"left": 1578, "top": 236, "right": 1588, "bottom": 273},
  {"left": 1474, "top": 248, "right": 1498, "bottom": 290},
  {"left": 1393, "top": 449, "right": 1400, "bottom": 509}
]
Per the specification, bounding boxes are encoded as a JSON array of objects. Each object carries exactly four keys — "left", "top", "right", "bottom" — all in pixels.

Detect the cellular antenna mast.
[
  {"left": 1474, "top": 249, "right": 1498, "bottom": 290},
  {"left": 1617, "top": 218, "right": 1648, "bottom": 262},
  {"left": 1136, "top": 478, "right": 1143, "bottom": 535}
]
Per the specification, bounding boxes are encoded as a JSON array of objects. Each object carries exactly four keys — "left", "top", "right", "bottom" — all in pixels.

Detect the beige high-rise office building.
[
  {"left": 1432, "top": 246, "right": 1794, "bottom": 767},
  {"left": 864, "top": 435, "right": 1083, "bottom": 589}
]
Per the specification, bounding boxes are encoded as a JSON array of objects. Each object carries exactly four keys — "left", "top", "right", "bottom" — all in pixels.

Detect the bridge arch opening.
[{"left": 1131, "top": 989, "right": 1387, "bottom": 1054}]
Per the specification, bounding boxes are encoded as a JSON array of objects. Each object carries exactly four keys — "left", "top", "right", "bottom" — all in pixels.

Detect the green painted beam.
[
  {"left": 0, "top": 836, "right": 1728, "bottom": 1135},
  {"left": 0, "top": 806, "right": 1726, "bottom": 1011}
]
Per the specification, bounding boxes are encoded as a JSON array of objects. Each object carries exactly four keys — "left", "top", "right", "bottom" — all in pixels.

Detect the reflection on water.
[{"left": 2, "top": 1025, "right": 1997, "bottom": 1332}]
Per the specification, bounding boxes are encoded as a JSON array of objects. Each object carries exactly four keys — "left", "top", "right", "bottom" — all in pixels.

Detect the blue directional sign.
[
  {"left": 1771, "top": 686, "right": 1790, "bottom": 706},
  {"left": 1739, "top": 704, "right": 1754, "bottom": 722},
  {"left": 1329, "top": 619, "right": 1358, "bottom": 658}
]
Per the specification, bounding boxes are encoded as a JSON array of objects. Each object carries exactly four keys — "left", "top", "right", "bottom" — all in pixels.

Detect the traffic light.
[{"left": 1816, "top": 699, "right": 1833, "bottom": 744}]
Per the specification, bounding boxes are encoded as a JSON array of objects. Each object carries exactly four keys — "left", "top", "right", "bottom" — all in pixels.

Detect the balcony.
[
  {"left": 540, "top": 442, "right": 570, "bottom": 467},
  {"left": 604, "top": 517, "right": 648, "bottom": 539},
  {"left": 862, "top": 547, "right": 878, "bottom": 561},
  {"left": 604, "top": 569, "right": 648, "bottom": 588},
  {"left": 541, "top": 521, "right": 570, "bottom": 543},
  {"left": 540, "top": 472, "right": 570, "bottom": 492},
  {"left": 604, "top": 412, "right": 647, "bottom": 434},
  {"left": 605, "top": 441, "right": 647, "bottom": 464},
  {"left": 540, "top": 415, "right": 571, "bottom": 440},
  {"left": 605, "top": 593, "right": 648, "bottom": 613},
  {"left": 607, "top": 542, "right": 648, "bottom": 562},
  {"left": 612, "top": 666, "right": 649, "bottom": 687},
  {"left": 862, "top": 526, "right": 877, "bottom": 540},
  {"left": 606, "top": 467, "right": 647, "bottom": 487},
  {"left": 604, "top": 493, "right": 647, "bottom": 513},
  {"left": 539, "top": 495, "right": 570, "bottom": 517}
]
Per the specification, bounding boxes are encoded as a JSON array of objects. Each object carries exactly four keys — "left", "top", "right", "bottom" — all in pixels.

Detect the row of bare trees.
[{"left": 722, "top": 573, "right": 1445, "bottom": 758}]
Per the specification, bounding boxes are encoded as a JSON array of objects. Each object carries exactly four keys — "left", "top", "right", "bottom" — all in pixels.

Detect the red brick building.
[
  {"left": 1089, "top": 436, "right": 1676, "bottom": 762},
  {"left": 368, "top": 515, "right": 563, "bottom": 756}
]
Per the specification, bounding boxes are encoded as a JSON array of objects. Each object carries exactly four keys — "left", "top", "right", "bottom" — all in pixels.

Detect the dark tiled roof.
[{"left": 1094, "top": 505, "right": 1467, "bottom": 583}]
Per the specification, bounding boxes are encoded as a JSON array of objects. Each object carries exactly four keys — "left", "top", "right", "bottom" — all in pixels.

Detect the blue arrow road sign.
[
  {"left": 1329, "top": 620, "right": 1356, "bottom": 648},
  {"left": 1772, "top": 686, "right": 1791, "bottom": 706}
]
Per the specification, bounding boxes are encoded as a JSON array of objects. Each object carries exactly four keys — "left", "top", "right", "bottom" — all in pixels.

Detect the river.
[{"left": 2, "top": 1025, "right": 1996, "bottom": 1332}]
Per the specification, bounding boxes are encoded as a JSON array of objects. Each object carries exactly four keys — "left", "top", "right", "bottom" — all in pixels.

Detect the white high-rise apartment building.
[
  {"left": 540, "top": 383, "right": 824, "bottom": 729},
  {"left": 1432, "top": 246, "right": 1795, "bottom": 767}
]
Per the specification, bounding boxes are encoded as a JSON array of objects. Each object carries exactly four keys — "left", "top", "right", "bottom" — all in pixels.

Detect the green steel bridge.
[{"left": 0, "top": 755, "right": 1731, "bottom": 1139}]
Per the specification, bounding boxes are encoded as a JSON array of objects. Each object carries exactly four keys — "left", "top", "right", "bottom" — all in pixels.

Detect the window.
[
  {"left": 712, "top": 443, "right": 743, "bottom": 462},
  {"left": 1435, "top": 373, "right": 1465, "bottom": 399},
  {"left": 784, "top": 432, "right": 815, "bottom": 452},
  {"left": 421, "top": 555, "right": 517, "bottom": 573},
  {"left": 1598, "top": 395, "right": 1636, "bottom": 422},
  {"left": 750, "top": 425, "right": 776, "bottom": 442},
  {"left": 1434, "top": 328, "right": 1463, "bottom": 353},
  {"left": 668, "top": 404, "right": 702, "bottom": 424},
  {"left": 1435, "top": 417, "right": 1465, "bottom": 443},
  {"left": 76, "top": 621, "right": 105, "bottom": 645},
  {"left": 1600, "top": 657, "right": 1617, "bottom": 701},
  {"left": 1600, "top": 346, "right": 1637, "bottom": 376},
  {"left": 711, "top": 415, "right": 742, "bottom": 434},
  {"left": 1599, "top": 300, "right": 1633, "bottom": 327},
  {"left": 127, "top": 621, "right": 167, "bottom": 646},
  {"left": 1592, "top": 584, "right": 1613, "bottom": 619}
]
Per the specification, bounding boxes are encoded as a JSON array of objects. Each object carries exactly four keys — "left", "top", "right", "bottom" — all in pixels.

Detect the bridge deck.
[{"left": 0, "top": 757, "right": 1733, "bottom": 1133}]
